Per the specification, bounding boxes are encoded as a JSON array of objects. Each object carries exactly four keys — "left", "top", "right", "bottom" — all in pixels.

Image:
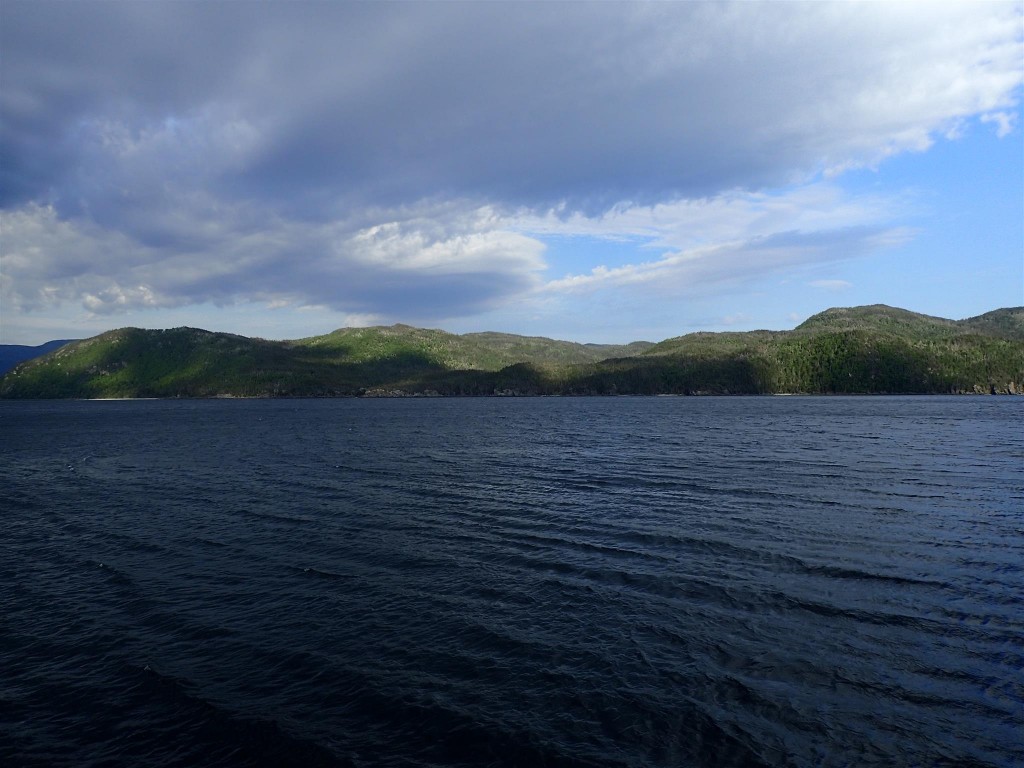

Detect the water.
[{"left": 1, "top": 396, "right": 1021, "bottom": 767}]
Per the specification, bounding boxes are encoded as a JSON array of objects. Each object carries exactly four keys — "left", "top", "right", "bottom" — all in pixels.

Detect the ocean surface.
[{"left": 1, "top": 396, "right": 1021, "bottom": 767}]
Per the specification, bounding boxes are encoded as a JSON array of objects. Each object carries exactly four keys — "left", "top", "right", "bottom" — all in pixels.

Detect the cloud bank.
[{"left": 1, "top": 1, "right": 1021, "bottom": 331}]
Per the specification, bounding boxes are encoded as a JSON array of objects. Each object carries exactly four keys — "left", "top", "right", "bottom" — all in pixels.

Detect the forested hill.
[
  {"left": 0, "top": 339, "right": 78, "bottom": 375},
  {"left": 1, "top": 306, "right": 1021, "bottom": 398}
]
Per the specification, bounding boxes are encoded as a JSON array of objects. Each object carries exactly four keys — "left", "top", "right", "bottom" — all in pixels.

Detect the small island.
[{"left": 2, "top": 305, "right": 1021, "bottom": 399}]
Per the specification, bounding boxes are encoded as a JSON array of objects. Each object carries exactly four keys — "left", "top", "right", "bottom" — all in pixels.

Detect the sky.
[{"left": 1, "top": 1, "right": 1022, "bottom": 346}]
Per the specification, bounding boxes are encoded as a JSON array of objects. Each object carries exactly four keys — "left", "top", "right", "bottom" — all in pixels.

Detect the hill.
[
  {"left": 0, "top": 325, "right": 649, "bottom": 399},
  {"left": 1, "top": 307, "right": 1021, "bottom": 398},
  {"left": 295, "top": 325, "right": 653, "bottom": 370},
  {"left": 958, "top": 307, "right": 1024, "bottom": 340},
  {"left": 572, "top": 306, "right": 1023, "bottom": 396},
  {"left": 0, "top": 339, "right": 78, "bottom": 375}
]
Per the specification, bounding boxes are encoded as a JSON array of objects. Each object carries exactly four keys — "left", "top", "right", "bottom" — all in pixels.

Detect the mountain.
[
  {"left": 294, "top": 325, "right": 653, "bottom": 370},
  {"left": 0, "top": 340, "right": 78, "bottom": 375},
  {"left": 0, "top": 325, "right": 650, "bottom": 399},
  {"left": 1, "top": 307, "right": 1021, "bottom": 398},
  {"left": 596, "top": 305, "right": 1022, "bottom": 396},
  {"left": 958, "top": 307, "right": 1024, "bottom": 340}
]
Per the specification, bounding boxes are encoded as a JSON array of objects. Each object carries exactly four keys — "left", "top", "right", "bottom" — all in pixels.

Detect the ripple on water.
[{"left": 1, "top": 396, "right": 1022, "bottom": 767}]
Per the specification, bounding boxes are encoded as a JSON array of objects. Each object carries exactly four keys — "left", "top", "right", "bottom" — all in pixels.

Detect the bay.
[{"left": 1, "top": 396, "right": 1021, "bottom": 767}]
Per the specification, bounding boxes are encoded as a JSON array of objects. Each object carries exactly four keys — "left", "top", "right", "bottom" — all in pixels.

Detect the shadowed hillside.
[{"left": 2, "top": 307, "right": 1021, "bottom": 398}]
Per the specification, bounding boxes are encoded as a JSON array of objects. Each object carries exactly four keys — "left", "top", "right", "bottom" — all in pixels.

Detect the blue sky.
[{"left": 1, "top": 1, "right": 1022, "bottom": 345}]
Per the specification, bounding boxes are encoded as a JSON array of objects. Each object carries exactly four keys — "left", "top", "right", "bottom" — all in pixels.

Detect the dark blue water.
[{"left": 1, "top": 397, "right": 1021, "bottom": 767}]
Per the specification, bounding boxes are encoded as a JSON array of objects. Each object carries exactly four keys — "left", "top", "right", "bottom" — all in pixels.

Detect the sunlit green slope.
[
  {"left": 1, "top": 307, "right": 1020, "bottom": 398},
  {"left": 0, "top": 325, "right": 649, "bottom": 398}
]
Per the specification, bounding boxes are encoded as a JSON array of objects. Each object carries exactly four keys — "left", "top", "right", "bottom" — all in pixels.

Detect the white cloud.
[
  {"left": 0, "top": 181, "right": 914, "bottom": 326},
  {"left": 808, "top": 279, "right": 854, "bottom": 291},
  {"left": 0, "top": 201, "right": 548, "bottom": 319},
  {"left": 516, "top": 185, "right": 908, "bottom": 299},
  {"left": 344, "top": 216, "right": 545, "bottom": 275},
  {"left": 543, "top": 229, "right": 888, "bottom": 297},
  {"left": 981, "top": 111, "right": 1017, "bottom": 137},
  {"left": 0, "top": 204, "right": 160, "bottom": 311},
  {"left": 82, "top": 284, "right": 160, "bottom": 313},
  {"left": 511, "top": 183, "right": 909, "bottom": 251}
]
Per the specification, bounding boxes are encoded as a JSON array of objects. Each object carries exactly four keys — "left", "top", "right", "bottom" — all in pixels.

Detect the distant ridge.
[
  {"left": 0, "top": 339, "right": 78, "bottom": 376},
  {"left": 1, "top": 306, "right": 1021, "bottom": 398}
]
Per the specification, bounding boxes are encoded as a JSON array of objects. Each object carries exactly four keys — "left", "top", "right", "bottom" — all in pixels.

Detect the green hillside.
[
  {"left": 0, "top": 324, "right": 648, "bottom": 399},
  {"left": 296, "top": 325, "right": 652, "bottom": 371},
  {"left": 791, "top": 304, "right": 962, "bottom": 337},
  {"left": 2, "top": 306, "right": 1021, "bottom": 398},
  {"left": 958, "top": 307, "right": 1024, "bottom": 340}
]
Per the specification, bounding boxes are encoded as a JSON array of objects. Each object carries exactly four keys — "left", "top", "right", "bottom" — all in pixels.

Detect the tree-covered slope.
[
  {"left": 574, "top": 305, "right": 1018, "bottom": 396},
  {"left": 0, "top": 325, "right": 648, "bottom": 398},
  {"left": 957, "top": 307, "right": 1024, "bottom": 340},
  {"left": 0, "top": 328, "right": 299, "bottom": 399},
  {"left": 0, "top": 339, "right": 78, "bottom": 375},
  {"left": 791, "top": 304, "right": 963, "bottom": 338},
  {"left": 2, "top": 307, "right": 1021, "bottom": 398},
  {"left": 576, "top": 306, "right": 1023, "bottom": 395},
  {"left": 296, "top": 325, "right": 651, "bottom": 371}
]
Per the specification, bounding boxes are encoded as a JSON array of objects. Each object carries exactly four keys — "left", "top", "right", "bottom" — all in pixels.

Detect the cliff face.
[{"left": 2, "top": 307, "right": 1022, "bottom": 398}]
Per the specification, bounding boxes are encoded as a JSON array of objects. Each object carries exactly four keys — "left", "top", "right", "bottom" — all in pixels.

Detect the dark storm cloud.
[
  {"left": 9, "top": 1, "right": 1015, "bottom": 214},
  {"left": 1, "top": 1, "right": 1020, "bottom": 320},
  {"left": 1, "top": 2, "right": 233, "bottom": 206}
]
